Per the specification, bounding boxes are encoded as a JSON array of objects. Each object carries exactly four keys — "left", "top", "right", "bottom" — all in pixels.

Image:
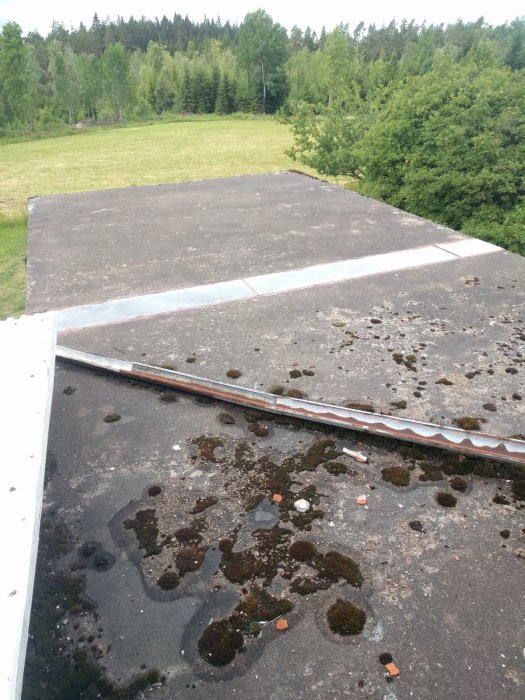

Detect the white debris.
[
  {"left": 172, "top": 444, "right": 181, "bottom": 451},
  {"left": 342, "top": 447, "right": 368, "bottom": 463},
  {"left": 294, "top": 498, "right": 310, "bottom": 513}
]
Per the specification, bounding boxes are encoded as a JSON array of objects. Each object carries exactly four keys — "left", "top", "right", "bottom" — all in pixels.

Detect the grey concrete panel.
[
  {"left": 27, "top": 172, "right": 463, "bottom": 311},
  {"left": 60, "top": 251, "right": 525, "bottom": 438}
]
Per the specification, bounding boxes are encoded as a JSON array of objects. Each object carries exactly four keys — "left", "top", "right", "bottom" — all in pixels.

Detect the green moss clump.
[
  {"left": 289, "top": 540, "right": 317, "bottom": 562},
  {"left": 454, "top": 416, "right": 481, "bottom": 430},
  {"left": 381, "top": 466, "right": 410, "bottom": 487},
  {"left": 290, "top": 437, "right": 341, "bottom": 472},
  {"left": 243, "top": 409, "right": 263, "bottom": 423},
  {"left": 512, "top": 479, "right": 525, "bottom": 501},
  {"left": 190, "top": 496, "right": 218, "bottom": 514},
  {"left": 157, "top": 571, "right": 179, "bottom": 590},
  {"left": 418, "top": 462, "right": 443, "bottom": 482},
  {"left": 317, "top": 551, "right": 363, "bottom": 588},
  {"left": 493, "top": 494, "right": 510, "bottom": 505},
  {"left": 192, "top": 435, "right": 224, "bottom": 461},
  {"left": 289, "top": 369, "right": 302, "bottom": 378},
  {"left": 159, "top": 391, "right": 177, "bottom": 403},
  {"left": 286, "top": 388, "right": 307, "bottom": 399},
  {"left": 390, "top": 400, "right": 407, "bottom": 409},
  {"left": 147, "top": 485, "right": 162, "bottom": 497},
  {"left": 226, "top": 368, "right": 242, "bottom": 379},
  {"left": 198, "top": 620, "right": 244, "bottom": 666},
  {"left": 436, "top": 491, "right": 457, "bottom": 508},
  {"left": 345, "top": 402, "right": 375, "bottom": 412},
  {"left": 302, "top": 369, "right": 315, "bottom": 376},
  {"left": 124, "top": 509, "right": 161, "bottom": 557},
  {"left": 327, "top": 599, "right": 366, "bottom": 635},
  {"left": 218, "top": 412, "right": 235, "bottom": 424},
  {"left": 290, "top": 508, "right": 324, "bottom": 531},
  {"left": 233, "top": 586, "right": 293, "bottom": 627},
  {"left": 324, "top": 461, "right": 348, "bottom": 475},
  {"left": 175, "top": 547, "right": 205, "bottom": 575},
  {"left": 103, "top": 412, "right": 121, "bottom": 423},
  {"left": 268, "top": 385, "right": 285, "bottom": 395},
  {"left": 221, "top": 549, "right": 263, "bottom": 584},
  {"left": 449, "top": 476, "right": 467, "bottom": 493},
  {"left": 185, "top": 356, "right": 197, "bottom": 363},
  {"left": 174, "top": 520, "right": 204, "bottom": 545}
]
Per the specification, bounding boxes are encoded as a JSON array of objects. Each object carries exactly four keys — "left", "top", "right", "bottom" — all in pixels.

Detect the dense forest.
[{"left": 1, "top": 11, "right": 524, "bottom": 252}]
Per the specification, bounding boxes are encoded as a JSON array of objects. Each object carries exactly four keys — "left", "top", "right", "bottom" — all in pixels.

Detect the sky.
[{"left": 0, "top": 0, "right": 523, "bottom": 37}]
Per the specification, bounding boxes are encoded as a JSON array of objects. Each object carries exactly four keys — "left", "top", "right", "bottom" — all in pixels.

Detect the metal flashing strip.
[
  {"left": 54, "top": 279, "right": 256, "bottom": 332},
  {"left": 245, "top": 244, "right": 455, "bottom": 295},
  {"left": 54, "top": 238, "right": 502, "bottom": 332},
  {"left": 57, "top": 345, "right": 525, "bottom": 466},
  {"left": 433, "top": 239, "right": 502, "bottom": 258}
]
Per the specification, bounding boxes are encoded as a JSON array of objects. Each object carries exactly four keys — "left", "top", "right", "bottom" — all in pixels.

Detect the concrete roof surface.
[{"left": 23, "top": 173, "right": 525, "bottom": 700}]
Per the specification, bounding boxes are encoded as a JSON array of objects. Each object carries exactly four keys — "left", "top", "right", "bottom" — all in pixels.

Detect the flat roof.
[{"left": 24, "top": 173, "right": 525, "bottom": 699}]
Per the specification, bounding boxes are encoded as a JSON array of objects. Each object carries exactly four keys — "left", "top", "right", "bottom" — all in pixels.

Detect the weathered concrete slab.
[
  {"left": 26, "top": 172, "right": 463, "bottom": 311},
  {"left": 60, "top": 251, "right": 525, "bottom": 438},
  {"left": 23, "top": 173, "right": 525, "bottom": 699},
  {"left": 29, "top": 359, "right": 524, "bottom": 699}
]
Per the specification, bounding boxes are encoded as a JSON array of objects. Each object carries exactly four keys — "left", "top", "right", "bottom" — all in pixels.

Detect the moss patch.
[
  {"left": 449, "top": 476, "right": 467, "bottom": 493},
  {"left": 323, "top": 461, "right": 349, "bottom": 475},
  {"left": 197, "top": 620, "right": 244, "bottom": 666},
  {"left": 418, "top": 462, "right": 443, "bottom": 482},
  {"left": 175, "top": 547, "right": 205, "bottom": 575},
  {"left": 345, "top": 402, "right": 375, "bottom": 412},
  {"left": 327, "top": 599, "right": 366, "bottom": 635},
  {"left": 190, "top": 496, "right": 218, "bottom": 514},
  {"left": 157, "top": 571, "right": 179, "bottom": 590},
  {"left": 289, "top": 540, "right": 317, "bottom": 562},
  {"left": 436, "top": 492, "right": 457, "bottom": 508},
  {"left": 454, "top": 416, "right": 481, "bottom": 430},
  {"left": 192, "top": 435, "right": 224, "bottom": 461},
  {"left": 233, "top": 586, "right": 293, "bottom": 626},
  {"left": 381, "top": 466, "right": 410, "bottom": 487},
  {"left": 124, "top": 509, "right": 161, "bottom": 557},
  {"left": 226, "top": 368, "right": 242, "bottom": 379},
  {"left": 317, "top": 551, "right": 363, "bottom": 588},
  {"left": 103, "top": 412, "right": 121, "bottom": 423},
  {"left": 512, "top": 479, "right": 525, "bottom": 501}
]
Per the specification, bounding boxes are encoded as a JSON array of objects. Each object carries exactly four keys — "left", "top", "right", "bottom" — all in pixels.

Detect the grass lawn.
[{"left": 0, "top": 117, "right": 316, "bottom": 319}]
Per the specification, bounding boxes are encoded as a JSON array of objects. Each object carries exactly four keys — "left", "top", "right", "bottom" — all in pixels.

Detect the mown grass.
[{"left": 0, "top": 117, "right": 314, "bottom": 318}]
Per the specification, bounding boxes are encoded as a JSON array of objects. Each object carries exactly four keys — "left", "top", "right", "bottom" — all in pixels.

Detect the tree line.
[{"left": 1, "top": 11, "right": 524, "bottom": 252}]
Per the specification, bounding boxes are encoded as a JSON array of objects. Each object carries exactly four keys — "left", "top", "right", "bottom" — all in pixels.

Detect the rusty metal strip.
[{"left": 56, "top": 345, "right": 525, "bottom": 466}]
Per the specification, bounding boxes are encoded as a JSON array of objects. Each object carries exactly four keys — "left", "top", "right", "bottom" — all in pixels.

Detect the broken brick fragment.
[
  {"left": 275, "top": 618, "right": 289, "bottom": 631},
  {"left": 385, "top": 662, "right": 400, "bottom": 677}
]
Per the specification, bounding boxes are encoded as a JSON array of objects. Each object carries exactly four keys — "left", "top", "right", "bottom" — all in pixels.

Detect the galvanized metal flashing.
[
  {"left": 56, "top": 345, "right": 525, "bottom": 466},
  {"left": 53, "top": 239, "right": 502, "bottom": 332}
]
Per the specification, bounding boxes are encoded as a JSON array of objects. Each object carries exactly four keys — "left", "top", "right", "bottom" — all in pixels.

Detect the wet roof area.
[{"left": 25, "top": 173, "right": 524, "bottom": 699}]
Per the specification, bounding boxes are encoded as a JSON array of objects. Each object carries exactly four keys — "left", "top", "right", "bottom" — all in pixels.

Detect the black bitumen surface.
[{"left": 24, "top": 173, "right": 525, "bottom": 699}]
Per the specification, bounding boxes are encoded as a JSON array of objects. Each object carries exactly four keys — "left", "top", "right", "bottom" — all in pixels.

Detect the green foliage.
[
  {"left": 0, "top": 23, "right": 32, "bottom": 125},
  {"left": 285, "top": 102, "right": 363, "bottom": 178},
  {"left": 101, "top": 43, "right": 132, "bottom": 120},
  {"left": 358, "top": 58, "right": 525, "bottom": 234},
  {"left": 237, "top": 10, "right": 289, "bottom": 113}
]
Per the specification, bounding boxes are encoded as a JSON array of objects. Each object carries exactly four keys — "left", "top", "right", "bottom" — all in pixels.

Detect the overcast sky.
[{"left": 0, "top": 0, "right": 522, "bottom": 37}]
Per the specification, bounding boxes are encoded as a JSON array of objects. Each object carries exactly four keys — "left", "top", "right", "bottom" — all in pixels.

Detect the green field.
[{"left": 0, "top": 117, "right": 316, "bottom": 319}]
